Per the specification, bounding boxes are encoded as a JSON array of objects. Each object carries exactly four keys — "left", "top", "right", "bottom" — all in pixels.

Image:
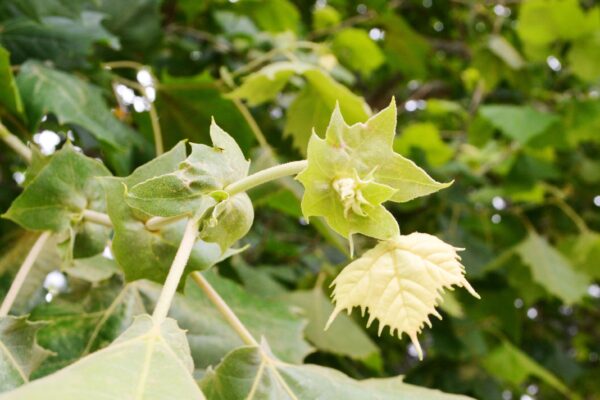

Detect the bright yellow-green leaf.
[
  {"left": 328, "top": 233, "right": 479, "bottom": 360},
  {"left": 395, "top": 123, "right": 453, "bottom": 167},
  {"left": 297, "top": 100, "right": 450, "bottom": 240}
]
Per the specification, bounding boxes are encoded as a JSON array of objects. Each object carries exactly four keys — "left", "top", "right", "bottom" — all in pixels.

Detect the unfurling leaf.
[
  {"left": 296, "top": 99, "right": 450, "bottom": 242},
  {"left": 327, "top": 232, "right": 479, "bottom": 360}
]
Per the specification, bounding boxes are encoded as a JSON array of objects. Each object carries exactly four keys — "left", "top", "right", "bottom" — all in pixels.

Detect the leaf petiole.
[{"left": 225, "top": 160, "right": 307, "bottom": 196}]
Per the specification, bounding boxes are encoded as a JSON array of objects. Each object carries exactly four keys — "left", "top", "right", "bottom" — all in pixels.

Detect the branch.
[
  {"left": 81, "top": 209, "right": 113, "bottom": 227},
  {"left": 0, "top": 231, "right": 52, "bottom": 317},
  {"left": 151, "top": 217, "right": 200, "bottom": 323},
  {"left": 0, "top": 121, "right": 31, "bottom": 163}
]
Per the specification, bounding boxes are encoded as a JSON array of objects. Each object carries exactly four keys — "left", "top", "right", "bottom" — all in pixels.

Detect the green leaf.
[
  {"left": 0, "top": 232, "right": 61, "bottom": 315},
  {"left": 156, "top": 72, "right": 255, "bottom": 153},
  {"left": 66, "top": 254, "right": 120, "bottom": 283},
  {"left": 0, "top": 46, "right": 23, "bottom": 116},
  {"left": 559, "top": 231, "right": 600, "bottom": 279},
  {"left": 483, "top": 340, "right": 570, "bottom": 397},
  {"left": 297, "top": 100, "right": 450, "bottom": 240},
  {"left": 331, "top": 28, "right": 385, "bottom": 78},
  {"left": 395, "top": 122, "right": 453, "bottom": 167},
  {"left": 479, "top": 105, "right": 559, "bottom": 144},
  {"left": 0, "top": 316, "right": 52, "bottom": 393},
  {"left": 29, "top": 279, "right": 145, "bottom": 377},
  {"left": 283, "top": 287, "right": 379, "bottom": 361},
  {"left": 516, "top": 231, "right": 590, "bottom": 304},
  {"left": 242, "top": 0, "right": 300, "bottom": 33},
  {"left": 138, "top": 272, "right": 312, "bottom": 369},
  {"left": 516, "top": 0, "right": 599, "bottom": 47},
  {"left": 0, "top": 315, "right": 206, "bottom": 399},
  {"left": 377, "top": 13, "right": 430, "bottom": 79},
  {"left": 103, "top": 143, "right": 234, "bottom": 285},
  {"left": 228, "top": 62, "right": 303, "bottom": 106},
  {"left": 568, "top": 33, "right": 600, "bottom": 82},
  {"left": 3, "top": 144, "right": 110, "bottom": 259},
  {"left": 200, "top": 345, "right": 474, "bottom": 399},
  {"left": 313, "top": 6, "right": 341, "bottom": 31},
  {"left": 126, "top": 124, "right": 253, "bottom": 251},
  {"left": 93, "top": 0, "right": 162, "bottom": 51},
  {"left": 0, "top": 12, "right": 119, "bottom": 69},
  {"left": 229, "top": 62, "right": 371, "bottom": 153},
  {"left": 16, "top": 62, "right": 143, "bottom": 174}
]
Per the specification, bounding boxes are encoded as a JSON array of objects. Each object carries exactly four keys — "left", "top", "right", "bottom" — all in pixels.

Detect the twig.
[
  {"left": 191, "top": 272, "right": 258, "bottom": 346},
  {"left": 0, "top": 121, "right": 31, "bottom": 163},
  {"left": 0, "top": 231, "right": 52, "bottom": 317}
]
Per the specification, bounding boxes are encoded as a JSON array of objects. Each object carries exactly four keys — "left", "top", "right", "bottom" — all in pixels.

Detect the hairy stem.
[
  {"left": 82, "top": 209, "right": 113, "bottom": 227},
  {"left": 152, "top": 217, "right": 199, "bottom": 324},
  {"left": 0, "top": 231, "right": 51, "bottom": 317},
  {"left": 191, "top": 272, "right": 258, "bottom": 346},
  {"left": 226, "top": 160, "right": 307, "bottom": 196},
  {"left": 148, "top": 103, "right": 164, "bottom": 156},
  {"left": 145, "top": 214, "right": 187, "bottom": 231},
  {"left": 0, "top": 121, "right": 31, "bottom": 163}
]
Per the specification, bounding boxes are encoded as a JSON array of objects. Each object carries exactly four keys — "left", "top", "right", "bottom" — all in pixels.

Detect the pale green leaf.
[
  {"left": 483, "top": 340, "right": 570, "bottom": 397},
  {"left": 0, "top": 317, "right": 52, "bottom": 393},
  {"left": 568, "top": 33, "right": 600, "bottom": 82},
  {"left": 285, "top": 68, "right": 371, "bottom": 153},
  {"left": 487, "top": 35, "right": 525, "bottom": 70},
  {"left": 479, "top": 105, "right": 559, "bottom": 144},
  {"left": 200, "top": 345, "right": 474, "bottom": 399},
  {"left": 283, "top": 288, "right": 379, "bottom": 361},
  {"left": 331, "top": 28, "right": 385, "bottom": 78},
  {"left": 30, "top": 280, "right": 145, "bottom": 377},
  {"left": 395, "top": 123, "right": 453, "bottom": 167},
  {"left": 0, "top": 315, "right": 205, "bottom": 399},
  {"left": 516, "top": 231, "right": 590, "bottom": 304}
]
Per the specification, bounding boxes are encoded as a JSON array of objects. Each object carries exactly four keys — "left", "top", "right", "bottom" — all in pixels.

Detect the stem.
[
  {"left": 148, "top": 103, "right": 164, "bottom": 156},
  {"left": 82, "top": 209, "right": 113, "bottom": 227},
  {"left": 0, "top": 231, "right": 51, "bottom": 317},
  {"left": 225, "top": 160, "right": 307, "bottom": 196},
  {"left": 191, "top": 272, "right": 258, "bottom": 346},
  {"left": 152, "top": 217, "right": 199, "bottom": 324},
  {"left": 0, "top": 121, "right": 31, "bottom": 163},
  {"left": 145, "top": 214, "right": 187, "bottom": 231}
]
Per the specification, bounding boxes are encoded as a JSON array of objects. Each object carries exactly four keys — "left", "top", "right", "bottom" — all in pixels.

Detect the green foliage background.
[{"left": 0, "top": 0, "right": 599, "bottom": 399}]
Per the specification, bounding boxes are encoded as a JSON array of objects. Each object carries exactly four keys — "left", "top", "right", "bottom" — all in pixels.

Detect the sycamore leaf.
[
  {"left": 516, "top": 231, "right": 590, "bottom": 304},
  {"left": 16, "top": 62, "right": 143, "bottom": 174},
  {"left": 3, "top": 144, "right": 111, "bottom": 260},
  {"left": 0, "top": 316, "right": 52, "bottom": 393},
  {"left": 29, "top": 279, "right": 145, "bottom": 377},
  {"left": 200, "top": 345, "right": 474, "bottom": 399},
  {"left": 327, "top": 233, "right": 479, "bottom": 360},
  {"left": 0, "top": 315, "right": 205, "bottom": 399},
  {"left": 103, "top": 143, "right": 237, "bottom": 285},
  {"left": 331, "top": 28, "right": 385, "bottom": 78},
  {"left": 483, "top": 340, "right": 571, "bottom": 398},
  {"left": 138, "top": 272, "right": 311, "bottom": 370},
  {"left": 296, "top": 100, "right": 450, "bottom": 241},
  {"left": 125, "top": 123, "right": 253, "bottom": 251}
]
